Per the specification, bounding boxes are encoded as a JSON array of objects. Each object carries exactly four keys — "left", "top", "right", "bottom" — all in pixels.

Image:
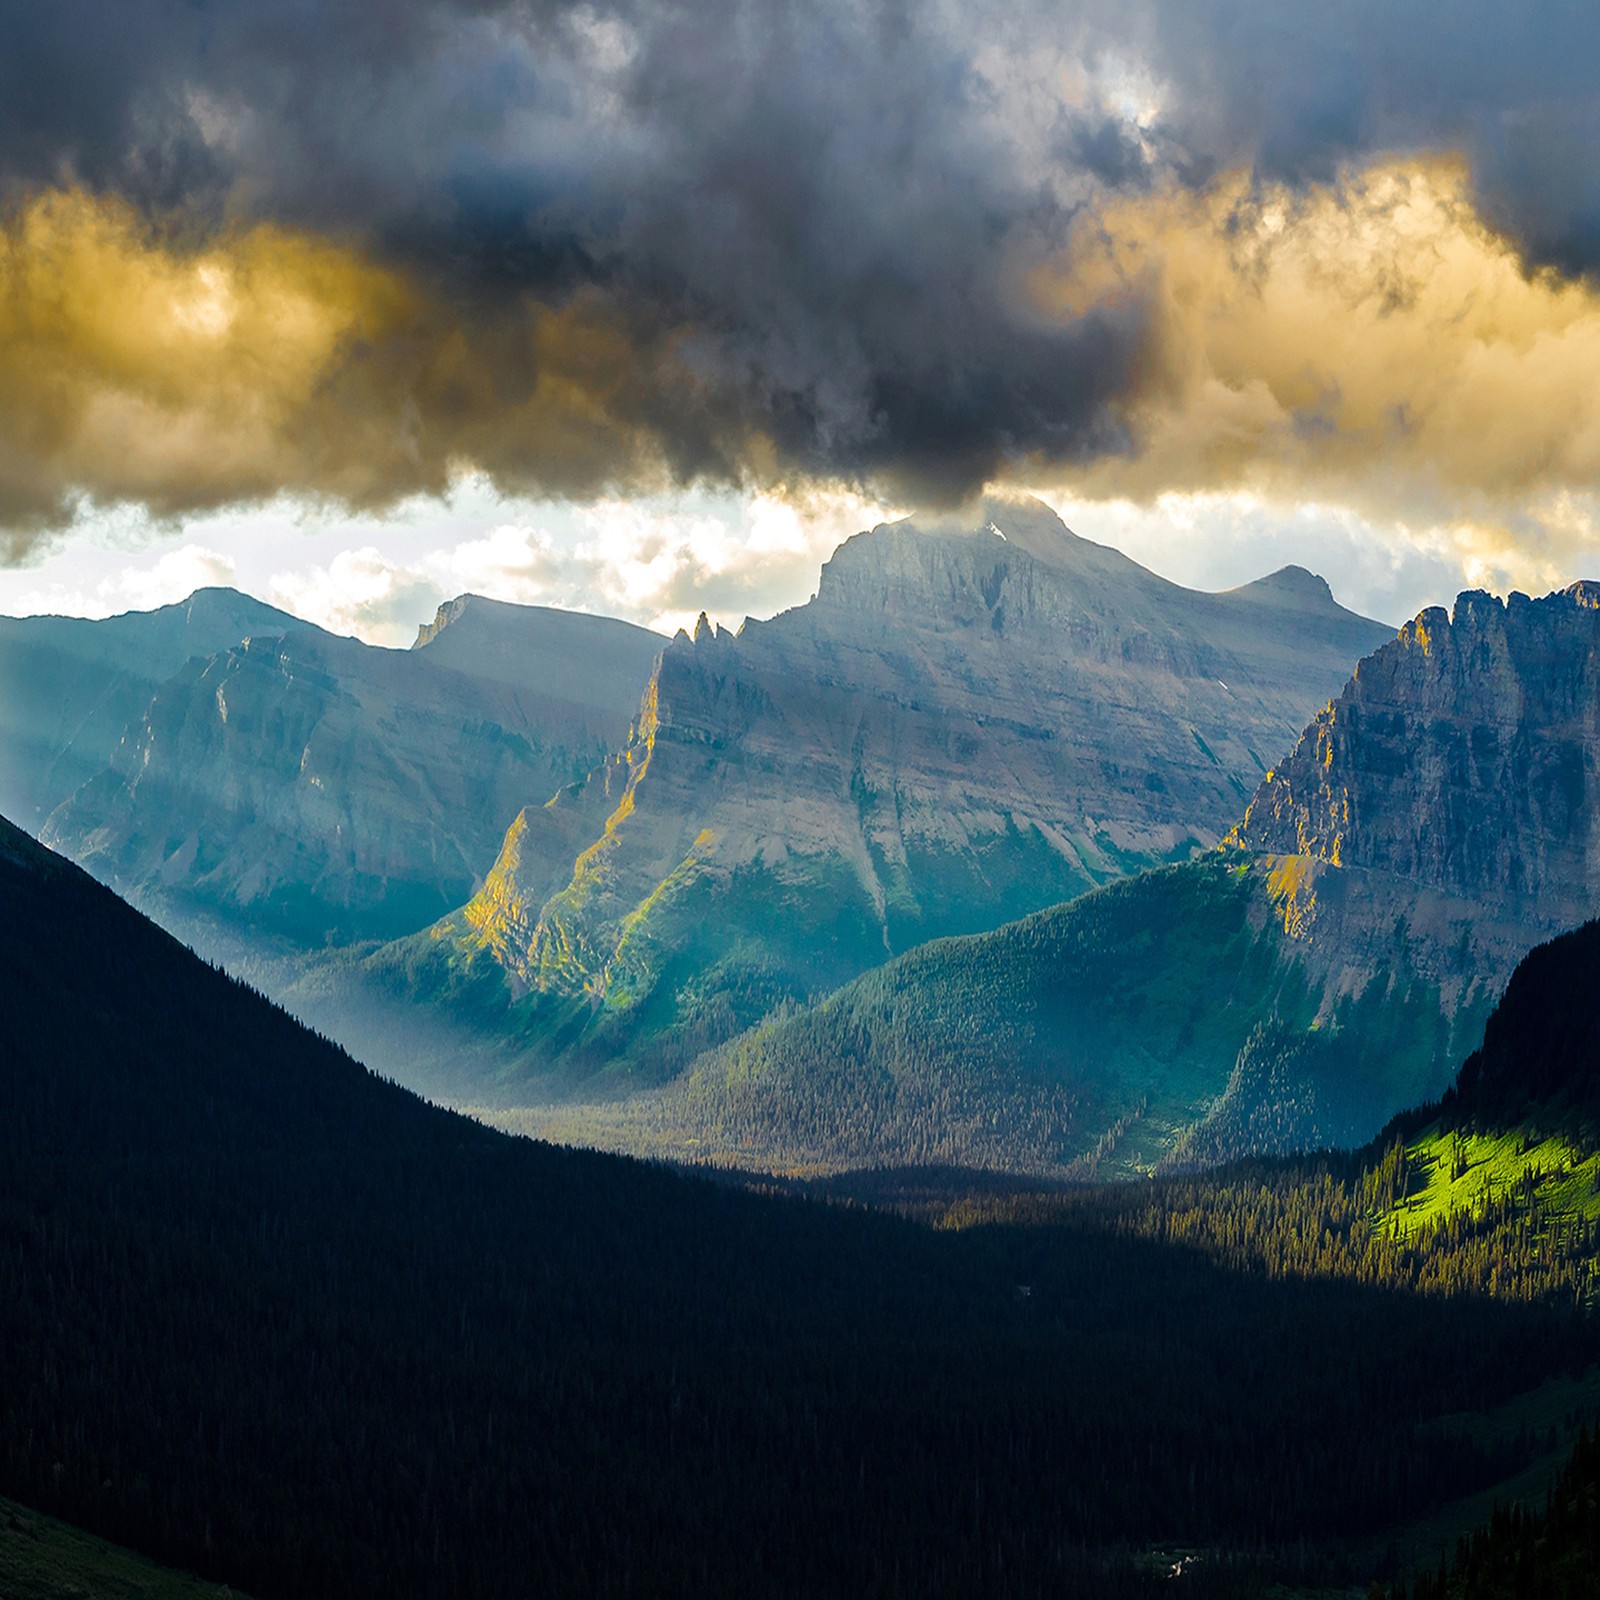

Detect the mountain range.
[
  {"left": 32, "top": 595, "right": 663, "bottom": 945},
  {"left": 518, "top": 582, "right": 1600, "bottom": 1176},
  {"left": 316, "top": 496, "right": 1393, "bottom": 1093},
  {"left": 17, "top": 515, "right": 1600, "bottom": 1193}
]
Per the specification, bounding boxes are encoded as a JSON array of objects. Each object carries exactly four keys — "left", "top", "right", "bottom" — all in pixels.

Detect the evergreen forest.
[{"left": 5, "top": 816, "right": 1600, "bottom": 1596}]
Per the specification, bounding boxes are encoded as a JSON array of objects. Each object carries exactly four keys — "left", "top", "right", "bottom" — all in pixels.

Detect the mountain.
[
  {"left": 336, "top": 496, "right": 1392, "bottom": 1093},
  {"left": 0, "top": 810, "right": 1580, "bottom": 1598},
  {"left": 1431, "top": 915, "right": 1600, "bottom": 1139},
  {"left": 0, "top": 588, "right": 306, "bottom": 830},
  {"left": 548, "top": 583, "right": 1600, "bottom": 1176},
  {"left": 41, "top": 596, "right": 665, "bottom": 946},
  {"left": 411, "top": 592, "right": 665, "bottom": 708}
]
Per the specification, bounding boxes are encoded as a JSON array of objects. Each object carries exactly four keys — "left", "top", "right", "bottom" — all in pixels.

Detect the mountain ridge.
[
  {"left": 324, "top": 496, "right": 1394, "bottom": 1097},
  {"left": 506, "top": 579, "right": 1600, "bottom": 1174},
  {"left": 0, "top": 586, "right": 314, "bottom": 830},
  {"left": 38, "top": 594, "right": 665, "bottom": 948}
]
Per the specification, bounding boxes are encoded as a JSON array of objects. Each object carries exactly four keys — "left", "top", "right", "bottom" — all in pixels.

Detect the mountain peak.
[
  {"left": 164, "top": 586, "right": 305, "bottom": 635},
  {"left": 1228, "top": 566, "right": 1338, "bottom": 609},
  {"left": 874, "top": 494, "right": 1087, "bottom": 565}
]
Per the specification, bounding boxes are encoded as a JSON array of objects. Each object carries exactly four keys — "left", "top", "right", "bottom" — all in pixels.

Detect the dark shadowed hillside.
[{"left": 0, "top": 814, "right": 1591, "bottom": 1598}]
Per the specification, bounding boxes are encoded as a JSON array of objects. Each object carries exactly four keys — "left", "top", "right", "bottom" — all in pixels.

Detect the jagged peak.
[
  {"left": 1451, "top": 588, "right": 1504, "bottom": 626},
  {"left": 693, "top": 611, "right": 714, "bottom": 643},
  {"left": 1393, "top": 583, "right": 1600, "bottom": 652},
  {"left": 1235, "top": 575, "right": 1600, "bottom": 891},
  {"left": 413, "top": 594, "right": 476, "bottom": 649}
]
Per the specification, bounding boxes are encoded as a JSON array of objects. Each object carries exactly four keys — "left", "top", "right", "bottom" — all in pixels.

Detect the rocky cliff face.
[
  {"left": 44, "top": 600, "right": 664, "bottom": 947},
  {"left": 1233, "top": 583, "right": 1600, "bottom": 959},
  {"left": 360, "top": 497, "right": 1392, "bottom": 1092}
]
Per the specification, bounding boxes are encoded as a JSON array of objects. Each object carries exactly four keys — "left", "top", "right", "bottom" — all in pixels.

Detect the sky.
[{"left": 2, "top": 2, "right": 1599, "bottom": 643}]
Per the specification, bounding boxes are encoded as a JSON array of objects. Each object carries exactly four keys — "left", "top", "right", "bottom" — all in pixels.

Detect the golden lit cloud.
[
  {"left": 1028, "top": 156, "right": 1600, "bottom": 581},
  {"left": 13, "top": 159, "right": 1600, "bottom": 603},
  {"left": 0, "top": 188, "right": 718, "bottom": 556}
]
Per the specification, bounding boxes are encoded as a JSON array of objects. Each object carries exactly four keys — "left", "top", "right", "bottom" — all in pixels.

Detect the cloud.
[
  {"left": 1030, "top": 158, "right": 1600, "bottom": 577},
  {"left": 0, "top": 187, "right": 729, "bottom": 552},
  {"left": 244, "top": 485, "right": 894, "bottom": 643},
  {"left": 7, "top": 0, "right": 1600, "bottom": 578},
  {"left": 0, "top": 2, "right": 1155, "bottom": 547},
  {"left": 429, "top": 486, "right": 892, "bottom": 634},
  {"left": 119, "top": 543, "right": 239, "bottom": 611},
  {"left": 1, "top": 541, "right": 237, "bottom": 620},
  {"left": 268, "top": 547, "right": 445, "bottom": 645}
]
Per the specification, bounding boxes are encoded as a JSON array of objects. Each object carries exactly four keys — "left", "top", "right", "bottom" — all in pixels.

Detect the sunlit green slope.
[
  {"left": 511, "top": 854, "right": 1487, "bottom": 1174},
  {"left": 1372, "top": 916, "right": 1600, "bottom": 1255}
]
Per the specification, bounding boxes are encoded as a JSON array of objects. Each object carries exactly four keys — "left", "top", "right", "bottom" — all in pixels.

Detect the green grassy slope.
[{"left": 532, "top": 856, "right": 1481, "bottom": 1176}]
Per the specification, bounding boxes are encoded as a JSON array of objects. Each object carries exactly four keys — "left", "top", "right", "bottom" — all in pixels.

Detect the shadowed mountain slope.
[
  {"left": 0, "top": 812, "right": 1588, "bottom": 1599},
  {"left": 41, "top": 597, "right": 665, "bottom": 946}
]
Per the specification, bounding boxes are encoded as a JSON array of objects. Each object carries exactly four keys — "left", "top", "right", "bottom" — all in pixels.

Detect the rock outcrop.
[{"left": 1233, "top": 584, "right": 1600, "bottom": 920}]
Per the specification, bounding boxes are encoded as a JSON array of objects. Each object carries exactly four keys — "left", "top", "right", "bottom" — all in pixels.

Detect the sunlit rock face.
[
  {"left": 42, "top": 598, "right": 665, "bottom": 946},
  {"left": 363, "top": 497, "right": 1392, "bottom": 1091},
  {"left": 1234, "top": 584, "right": 1600, "bottom": 918},
  {"left": 1190, "top": 582, "right": 1600, "bottom": 1157}
]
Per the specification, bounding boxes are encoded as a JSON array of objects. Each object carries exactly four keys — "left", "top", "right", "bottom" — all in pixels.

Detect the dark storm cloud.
[
  {"left": 3, "top": 0, "right": 1600, "bottom": 523},
  {"left": 1114, "top": 0, "right": 1600, "bottom": 272}
]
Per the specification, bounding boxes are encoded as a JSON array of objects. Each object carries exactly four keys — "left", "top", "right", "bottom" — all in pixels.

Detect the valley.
[
  {"left": 4, "top": 809, "right": 1600, "bottom": 1598},
  {"left": 6, "top": 558, "right": 1600, "bottom": 1598}
]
